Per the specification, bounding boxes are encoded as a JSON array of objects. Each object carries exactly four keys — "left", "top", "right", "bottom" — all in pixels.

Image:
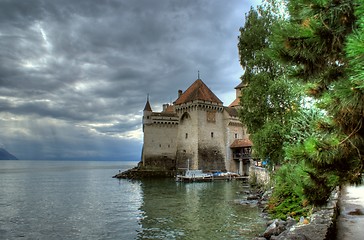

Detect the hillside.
[{"left": 0, "top": 148, "right": 18, "bottom": 160}]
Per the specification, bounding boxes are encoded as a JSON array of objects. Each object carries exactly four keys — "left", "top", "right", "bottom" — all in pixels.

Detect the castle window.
[
  {"left": 211, "top": 132, "right": 214, "bottom": 138},
  {"left": 168, "top": 144, "right": 170, "bottom": 148},
  {"left": 185, "top": 133, "right": 188, "bottom": 139},
  {"left": 159, "top": 144, "right": 162, "bottom": 148},
  {"left": 235, "top": 133, "right": 238, "bottom": 139},
  {"left": 147, "top": 116, "right": 150, "bottom": 119}
]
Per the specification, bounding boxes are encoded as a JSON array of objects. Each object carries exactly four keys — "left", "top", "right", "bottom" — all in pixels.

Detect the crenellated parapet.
[
  {"left": 174, "top": 100, "right": 224, "bottom": 114},
  {"left": 149, "top": 112, "right": 179, "bottom": 126}
]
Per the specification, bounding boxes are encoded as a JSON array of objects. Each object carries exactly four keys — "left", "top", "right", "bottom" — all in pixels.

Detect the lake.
[{"left": 0, "top": 160, "right": 265, "bottom": 239}]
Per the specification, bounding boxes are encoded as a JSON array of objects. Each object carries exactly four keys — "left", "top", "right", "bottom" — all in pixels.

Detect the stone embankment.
[
  {"left": 113, "top": 166, "right": 179, "bottom": 179},
  {"left": 253, "top": 187, "right": 340, "bottom": 240}
]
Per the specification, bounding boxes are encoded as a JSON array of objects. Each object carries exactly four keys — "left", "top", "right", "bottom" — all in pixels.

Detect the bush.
[{"left": 268, "top": 162, "right": 312, "bottom": 220}]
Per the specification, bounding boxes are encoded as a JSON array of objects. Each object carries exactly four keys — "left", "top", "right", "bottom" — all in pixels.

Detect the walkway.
[{"left": 336, "top": 183, "right": 364, "bottom": 240}]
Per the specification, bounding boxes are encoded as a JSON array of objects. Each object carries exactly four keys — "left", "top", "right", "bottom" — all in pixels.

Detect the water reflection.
[{"left": 137, "top": 179, "right": 265, "bottom": 240}]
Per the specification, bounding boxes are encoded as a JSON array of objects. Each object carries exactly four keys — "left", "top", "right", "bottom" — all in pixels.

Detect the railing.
[{"left": 233, "top": 153, "right": 251, "bottom": 159}]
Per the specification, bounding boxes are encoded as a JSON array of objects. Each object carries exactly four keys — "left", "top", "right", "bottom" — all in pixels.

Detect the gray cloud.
[{"left": 0, "top": 0, "right": 259, "bottom": 160}]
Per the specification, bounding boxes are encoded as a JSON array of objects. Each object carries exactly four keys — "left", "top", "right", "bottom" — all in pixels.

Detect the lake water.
[{"left": 0, "top": 160, "right": 266, "bottom": 239}]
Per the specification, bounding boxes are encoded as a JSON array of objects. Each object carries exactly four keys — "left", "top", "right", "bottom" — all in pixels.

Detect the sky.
[{"left": 0, "top": 0, "right": 260, "bottom": 161}]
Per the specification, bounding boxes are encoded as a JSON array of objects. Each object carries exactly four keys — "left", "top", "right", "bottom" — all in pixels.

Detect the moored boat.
[{"left": 176, "top": 170, "right": 213, "bottom": 182}]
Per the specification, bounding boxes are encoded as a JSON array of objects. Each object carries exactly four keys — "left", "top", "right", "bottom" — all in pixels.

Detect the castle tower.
[
  {"left": 173, "top": 78, "right": 226, "bottom": 171},
  {"left": 143, "top": 96, "right": 153, "bottom": 127},
  {"left": 141, "top": 95, "right": 179, "bottom": 170},
  {"left": 228, "top": 82, "right": 247, "bottom": 108}
]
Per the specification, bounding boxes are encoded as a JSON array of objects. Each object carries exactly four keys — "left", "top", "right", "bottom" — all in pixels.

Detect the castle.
[{"left": 141, "top": 78, "right": 252, "bottom": 175}]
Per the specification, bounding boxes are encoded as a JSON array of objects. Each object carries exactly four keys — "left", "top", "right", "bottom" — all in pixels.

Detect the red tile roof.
[
  {"left": 174, "top": 79, "right": 223, "bottom": 105},
  {"left": 235, "top": 82, "right": 247, "bottom": 89},
  {"left": 224, "top": 107, "right": 238, "bottom": 117},
  {"left": 230, "top": 138, "right": 253, "bottom": 148},
  {"left": 228, "top": 98, "right": 240, "bottom": 108}
]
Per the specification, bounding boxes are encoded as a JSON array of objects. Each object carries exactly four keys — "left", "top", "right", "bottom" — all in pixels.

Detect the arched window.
[{"left": 180, "top": 112, "right": 191, "bottom": 124}]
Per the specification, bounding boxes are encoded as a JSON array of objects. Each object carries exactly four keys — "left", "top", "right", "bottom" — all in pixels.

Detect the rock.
[
  {"left": 261, "top": 190, "right": 272, "bottom": 201},
  {"left": 348, "top": 208, "right": 364, "bottom": 215},
  {"left": 286, "top": 217, "right": 297, "bottom": 229},
  {"left": 113, "top": 167, "right": 178, "bottom": 179},
  {"left": 255, "top": 187, "right": 340, "bottom": 240},
  {"left": 266, "top": 219, "right": 275, "bottom": 226},
  {"left": 273, "top": 232, "right": 308, "bottom": 240},
  {"left": 263, "top": 219, "right": 287, "bottom": 239},
  {"left": 247, "top": 194, "right": 260, "bottom": 200}
]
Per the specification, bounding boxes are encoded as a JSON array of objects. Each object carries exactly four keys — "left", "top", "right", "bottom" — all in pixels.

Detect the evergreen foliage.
[
  {"left": 273, "top": 0, "right": 363, "bottom": 196},
  {"left": 238, "top": 3, "right": 301, "bottom": 165},
  {"left": 238, "top": 0, "right": 364, "bottom": 218},
  {"left": 268, "top": 162, "right": 312, "bottom": 220}
]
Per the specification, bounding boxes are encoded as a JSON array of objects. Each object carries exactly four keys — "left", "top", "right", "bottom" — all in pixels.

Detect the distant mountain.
[{"left": 0, "top": 148, "right": 18, "bottom": 160}]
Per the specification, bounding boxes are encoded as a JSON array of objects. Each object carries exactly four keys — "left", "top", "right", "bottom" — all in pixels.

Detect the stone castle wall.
[
  {"left": 175, "top": 109, "right": 199, "bottom": 170},
  {"left": 143, "top": 122, "right": 178, "bottom": 170},
  {"left": 196, "top": 105, "right": 226, "bottom": 171}
]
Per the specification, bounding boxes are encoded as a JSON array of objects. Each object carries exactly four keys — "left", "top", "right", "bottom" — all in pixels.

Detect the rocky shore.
[
  {"left": 113, "top": 164, "right": 181, "bottom": 179},
  {"left": 250, "top": 187, "right": 340, "bottom": 240}
]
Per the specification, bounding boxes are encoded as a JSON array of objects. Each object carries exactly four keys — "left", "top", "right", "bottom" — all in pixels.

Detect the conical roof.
[
  {"left": 143, "top": 99, "right": 152, "bottom": 111},
  {"left": 174, "top": 79, "right": 222, "bottom": 105}
]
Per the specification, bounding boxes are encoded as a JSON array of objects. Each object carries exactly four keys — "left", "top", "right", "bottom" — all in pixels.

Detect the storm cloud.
[{"left": 0, "top": 0, "right": 259, "bottom": 160}]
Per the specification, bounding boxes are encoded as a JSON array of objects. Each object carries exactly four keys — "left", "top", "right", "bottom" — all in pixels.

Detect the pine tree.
[{"left": 272, "top": 0, "right": 364, "bottom": 203}]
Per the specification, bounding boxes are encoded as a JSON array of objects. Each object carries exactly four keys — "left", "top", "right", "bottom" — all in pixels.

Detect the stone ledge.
[
  {"left": 113, "top": 167, "right": 179, "bottom": 179},
  {"left": 255, "top": 187, "right": 340, "bottom": 240}
]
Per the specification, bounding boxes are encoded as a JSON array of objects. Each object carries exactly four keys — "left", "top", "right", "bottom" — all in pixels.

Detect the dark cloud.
[{"left": 0, "top": 0, "right": 259, "bottom": 160}]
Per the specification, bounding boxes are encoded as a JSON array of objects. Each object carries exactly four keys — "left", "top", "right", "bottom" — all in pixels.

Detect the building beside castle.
[{"left": 141, "top": 78, "right": 252, "bottom": 175}]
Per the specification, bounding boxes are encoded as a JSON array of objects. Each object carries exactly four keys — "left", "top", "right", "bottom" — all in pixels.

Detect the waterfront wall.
[{"left": 249, "top": 165, "right": 270, "bottom": 186}]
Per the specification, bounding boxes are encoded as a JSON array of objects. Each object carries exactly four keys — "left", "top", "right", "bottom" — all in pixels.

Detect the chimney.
[{"left": 178, "top": 90, "right": 183, "bottom": 98}]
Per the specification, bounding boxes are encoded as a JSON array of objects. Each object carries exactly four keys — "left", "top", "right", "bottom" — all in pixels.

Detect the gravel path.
[{"left": 336, "top": 183, "right": 364, "bottom": 240}]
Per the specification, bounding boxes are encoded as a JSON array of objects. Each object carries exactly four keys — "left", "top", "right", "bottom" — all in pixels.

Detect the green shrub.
[{"left": 268, "top": 162, "right": 312, "bottom": 220}]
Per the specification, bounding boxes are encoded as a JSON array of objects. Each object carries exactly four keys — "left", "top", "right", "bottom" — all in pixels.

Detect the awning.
[{"left": 230, "top": 138, "right": 253, "bottom": 148}]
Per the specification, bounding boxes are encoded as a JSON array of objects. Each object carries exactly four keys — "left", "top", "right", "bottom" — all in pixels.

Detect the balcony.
[{"left": 233, "top": 153, "right": 251, "bottom": 160}]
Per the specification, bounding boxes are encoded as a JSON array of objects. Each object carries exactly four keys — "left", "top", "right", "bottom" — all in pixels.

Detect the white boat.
[{"left": 176, "top": 170, "right": 213, "bottom": 182}]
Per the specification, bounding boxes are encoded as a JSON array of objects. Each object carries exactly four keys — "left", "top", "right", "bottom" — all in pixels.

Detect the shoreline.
[
  {"left": 113, "top": 165, "right": 179, "bottom": 179},
  {"left": 253, "top": 187, "right": 340, "bottom": 240}
]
